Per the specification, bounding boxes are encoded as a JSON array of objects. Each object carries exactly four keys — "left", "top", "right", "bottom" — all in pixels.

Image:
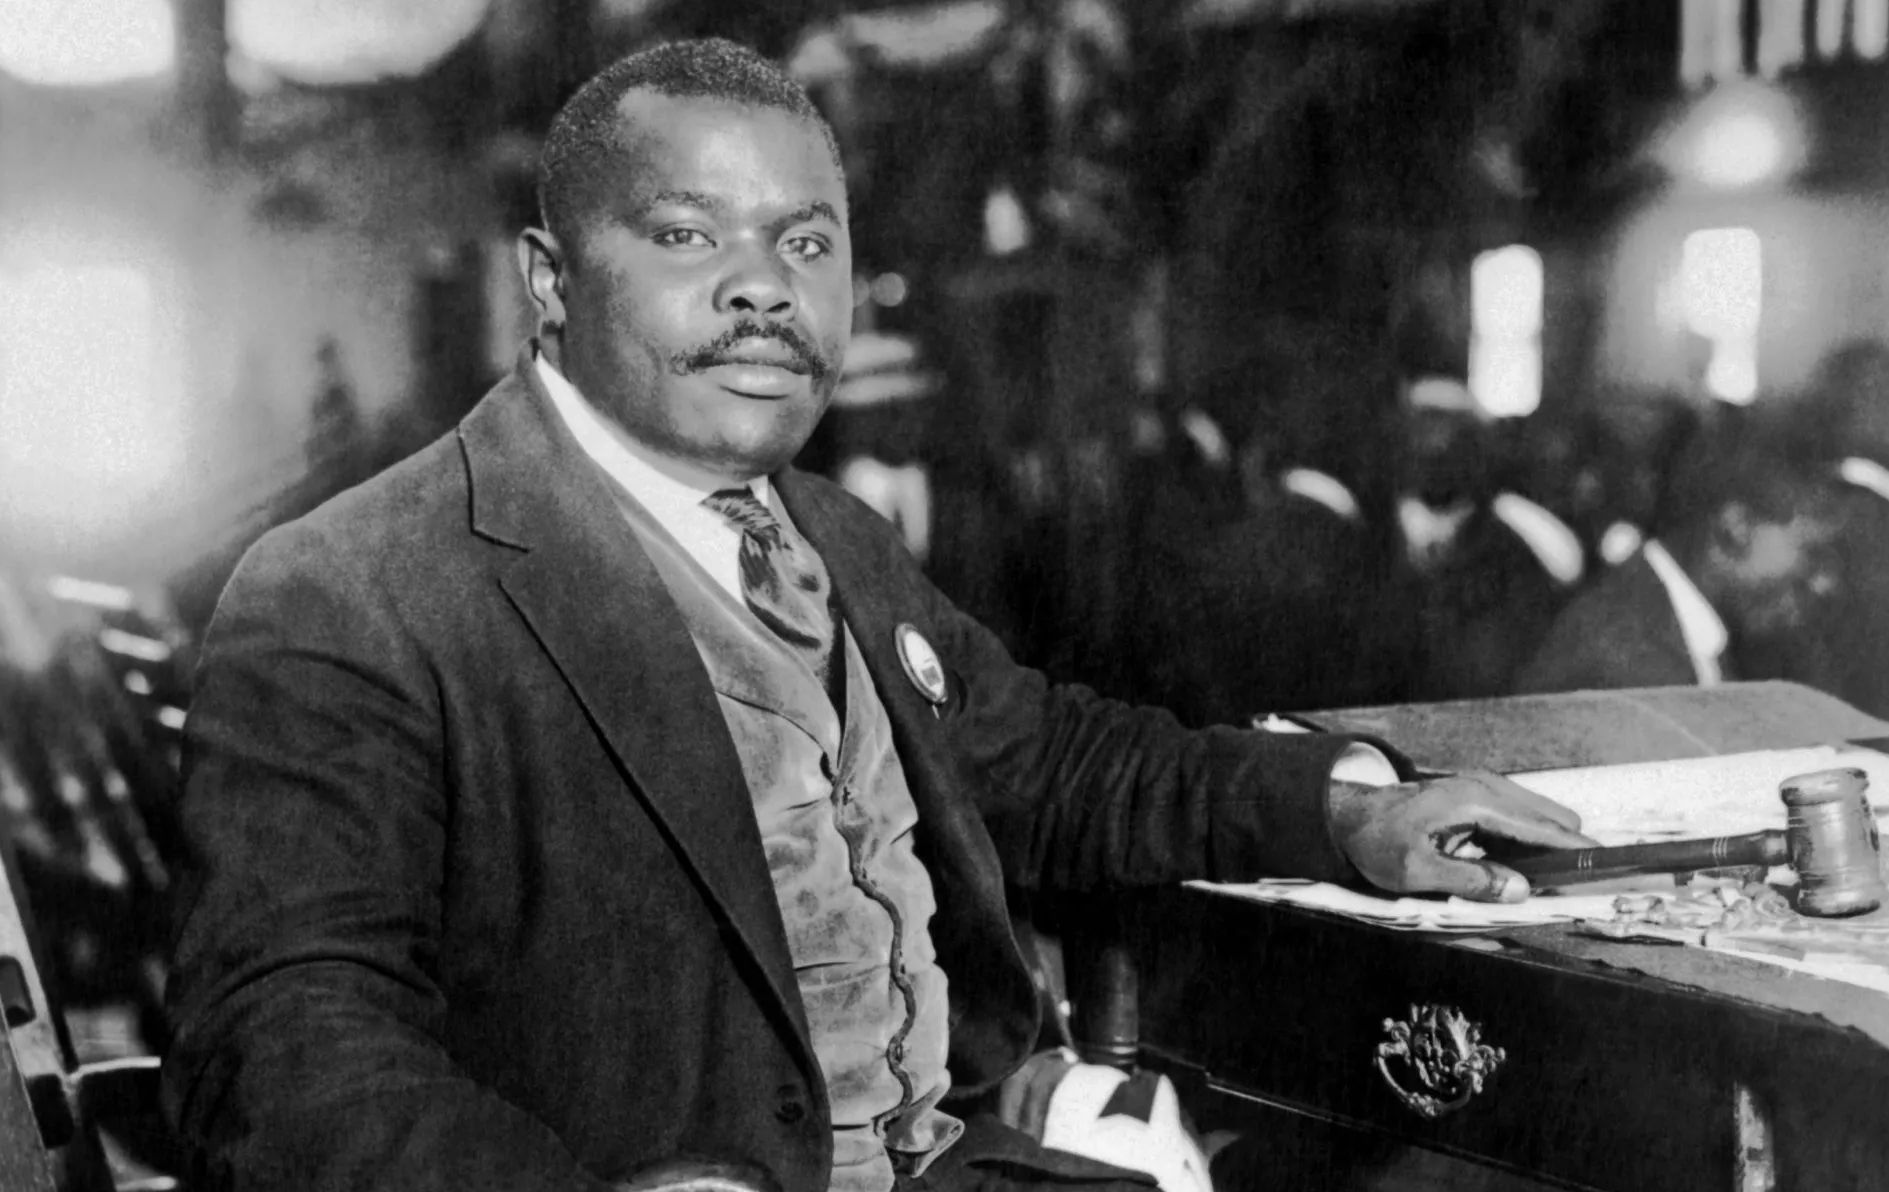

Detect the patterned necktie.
[{"left": 703, "top": 488, "right": 836, "bottom": 693}]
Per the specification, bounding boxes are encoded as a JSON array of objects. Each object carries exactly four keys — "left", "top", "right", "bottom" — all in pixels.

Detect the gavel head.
[{"left": 1779, "top": 767, "right": 1887, "bottom": 917}]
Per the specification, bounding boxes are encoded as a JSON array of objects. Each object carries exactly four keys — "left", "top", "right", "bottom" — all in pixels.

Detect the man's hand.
[{"left": 1328, "top": 770, "right": 1599, "bottom": 902}]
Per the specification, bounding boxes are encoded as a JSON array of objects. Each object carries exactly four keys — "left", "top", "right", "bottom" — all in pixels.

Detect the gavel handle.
[{"left": 1497, "top": 830, "right": 1790, "bottom": 888}]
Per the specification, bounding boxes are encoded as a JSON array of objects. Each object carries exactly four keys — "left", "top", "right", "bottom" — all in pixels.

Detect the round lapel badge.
[{"left": 895, "top": 623, "right": 948, "bottom": 707}]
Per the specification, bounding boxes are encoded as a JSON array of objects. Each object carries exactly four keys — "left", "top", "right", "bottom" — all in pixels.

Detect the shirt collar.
[
  {"left": 1641, "top": 538, "right": 1728, "bottom": 682},
  {"left": 1396, "top": 495, "right": 1475, "bottom": 571},
  {"left": 1841, "top": 456, "right": 1889, "bottom": 503},
  {"left": 533, "top": 352, "right": 767, "bottom": 516}
]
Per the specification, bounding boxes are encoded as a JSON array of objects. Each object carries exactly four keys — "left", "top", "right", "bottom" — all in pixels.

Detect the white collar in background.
[
  {"left": 1490, "top": 491, "right": 1585, "bottom": 587},
  {"left": 1841, "top": 456, "right": 1889, "bottom": 502},
  {"left": 1280, "top": 468, "right": 1360, "bottom": 521},
  {"left": 1640, "top": 538, "right": 1727, "bottom": 686},
  {"left": 1396, "top": 496, "right": 1475, "bottom": 571}
]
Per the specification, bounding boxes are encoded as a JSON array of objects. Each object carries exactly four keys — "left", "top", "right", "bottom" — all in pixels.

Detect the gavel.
[{"left": 1492, "top": 767, "right": 1887, "bottom": 917}]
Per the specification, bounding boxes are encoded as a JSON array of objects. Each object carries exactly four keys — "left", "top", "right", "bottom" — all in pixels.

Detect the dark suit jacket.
[
  {"left": 1512, "top": 551, "right": 1699, "bottom": 695},
  {"left": 163, "top": 353, "right": 1396, "bottom": 1192},
  {"left": 1812, "top": 482, "right": 1889, "bottom": 718},
  {"left": 1410, "top": 504, "right": 1574, "bottom": 701}
]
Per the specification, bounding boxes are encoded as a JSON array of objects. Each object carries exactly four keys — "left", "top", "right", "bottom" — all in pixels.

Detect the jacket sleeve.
[
  {"left": 899, "top": 534, "right": 1413, "bottom": 894},
  {"left": 162, "top": 522, "right": 614, "bottom": 1192}
]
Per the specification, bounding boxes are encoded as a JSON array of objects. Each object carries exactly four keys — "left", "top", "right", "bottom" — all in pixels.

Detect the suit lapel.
[{"left": 460, "top": 352, "right": 814, "bottom": 1069}]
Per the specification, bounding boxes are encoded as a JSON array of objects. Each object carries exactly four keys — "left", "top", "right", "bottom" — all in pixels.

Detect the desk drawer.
[{"left": 1130, "top": 890, "right": 1888, "bottom": 1192}]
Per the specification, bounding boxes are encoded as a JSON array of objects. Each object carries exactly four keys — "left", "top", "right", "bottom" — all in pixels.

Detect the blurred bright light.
[
  {"left": 1818, "top": 0, "right": 1848, "bottom": 56},
  {"left": 1680, "top": 227, "right": 1763, "bottom": 338},
  {"left": 45, "top": 576, "right": 136, "bottom": 610},
  {"left": 870, "top": 272, "right": 909, "bottom": 307},
  {"left": 1599, "top": 520, "right": 1645, "bottom": 566},
  {"left": 1697, "top": 114, "right": 1786, "bottom": 189},
  {"left": 1468, "top": 245, "right": 1543, "bottom": 417},
  {"left": 230, "top": 0, "right": 489, "bottom": 85},
  {"left": 0, "top": 0, "right": 175, "bottom": 86},
  {"left": 1860, "top": 0, "right": 1889, "bottom": 58},
  {"left": 983, "top": 184, "right": 1031, "bottom": 256},
  {"left": 1705, "top": 337, "right": 1760, "bottom": 403},
  {"left": 0, "top": 249, "right": 189, "bottom": 543},
  {"left": 1755, "top": 0, "right": 1807, "bottom": 77},
  {"left": 1468, "top": 341, "right": 1542, "bottom": 417},
  {"left": 1680, "top": 227, "right": 1763, "bottom": 404},
  {"left": 1472, "top": 245, "right": 1543, "bottom": 338},
  {"left": 1668, "top": 82, "right": 1805, "bottom": 191}
]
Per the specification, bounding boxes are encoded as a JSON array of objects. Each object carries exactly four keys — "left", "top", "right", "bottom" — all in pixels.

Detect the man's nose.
[{"left": 715, "top": 245, "right": 796, "bottom": 318}]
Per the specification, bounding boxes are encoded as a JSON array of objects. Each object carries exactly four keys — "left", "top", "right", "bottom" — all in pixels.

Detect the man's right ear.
[{"left": 518, "top": 228, "right": 567, "bottom": 330}]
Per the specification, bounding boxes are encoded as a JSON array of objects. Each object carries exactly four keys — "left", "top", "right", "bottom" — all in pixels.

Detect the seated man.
[
  {"left": 162, "top": 39, "right": 1592, "bottom": 1192},
  {"left": 1515, "top": 441, "right": 1843, "bottom": 695}
]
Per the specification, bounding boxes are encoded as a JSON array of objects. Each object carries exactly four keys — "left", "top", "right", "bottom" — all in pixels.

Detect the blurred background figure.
[
  {"left": 1793, "top": 339, "right": 1889, "bottom": 717},
  {"left": 0, "top": 569, "right": 189, "bottom": 1063},
  {"left": 1515, "top": 437, "right": 1844, "bottom": 695},
  {"left": 1390, "top": 375, "right": 1586, "bottom": 700},
  {"left": 816, "top": 327, "right": 940, "bottom": 563},
  {"left": 301, "top": 336, "right": 367, "bottom": 495}
]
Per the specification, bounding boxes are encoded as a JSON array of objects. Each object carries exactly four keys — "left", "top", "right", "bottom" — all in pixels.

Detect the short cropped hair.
[
  {"left": 1654, "top": 438, "right": 1835, "bottom": 544},
  {"left": 536, "top": 38, "right": 840, "bottom": 241}
]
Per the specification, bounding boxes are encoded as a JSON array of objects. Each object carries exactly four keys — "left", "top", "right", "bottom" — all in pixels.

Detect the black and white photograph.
[{"left": 3, "top": 1, "right": 1889, "bottom": 1189}]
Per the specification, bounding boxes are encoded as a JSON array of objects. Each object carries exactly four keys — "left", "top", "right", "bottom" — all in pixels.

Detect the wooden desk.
[{"left": 1129, "top": 887, "right": 1889, "bottom": 1192}]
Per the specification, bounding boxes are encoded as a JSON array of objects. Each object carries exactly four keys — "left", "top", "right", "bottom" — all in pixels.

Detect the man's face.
[
  {"left": 1402, "top": 408, "right": 1490, "bottom": 507},
  {"left": 1725, "top": 512, "right": 1841, "bottom": 636},
  {"left": 527, "top": 91, "right": 852, "bottom": 480}
]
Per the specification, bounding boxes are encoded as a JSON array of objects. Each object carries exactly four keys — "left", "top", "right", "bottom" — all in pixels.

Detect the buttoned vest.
[{"left": 613, "top": 489, "right": 960, "bottom": 1192}]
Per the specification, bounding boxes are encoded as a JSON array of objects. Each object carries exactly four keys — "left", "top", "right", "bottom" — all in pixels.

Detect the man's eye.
[
  {"left": 653, "top": 228, "right": 712, "bottom": 248},
  {"left": 783, "top": 235, "right": 830, "bottom": 262}
]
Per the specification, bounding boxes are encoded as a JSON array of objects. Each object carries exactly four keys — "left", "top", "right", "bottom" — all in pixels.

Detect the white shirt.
[
  {"left": 1490, "top": 492, "right": 1585, "bottom": 587},
  {"left": 1640, "top": 538, "right": 1728, "bottom": 686},
  {"left": 535, "top": 355, "right": 760, "bottom": 603},
  {"left": 1841, "top": 455, "right": 1889, "bottom": 503}
]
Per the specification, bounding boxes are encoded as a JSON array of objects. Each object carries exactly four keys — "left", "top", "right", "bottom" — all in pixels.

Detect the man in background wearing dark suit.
[
  {"left": 1515, "top": 442, "right": 1842, "bottom": 696},
  {"left": 163, "top": 39, "right": 1591, "bottom": 1192},
  {"left": 1800, "top": 340, "right": 1889, "bottom": 718}
]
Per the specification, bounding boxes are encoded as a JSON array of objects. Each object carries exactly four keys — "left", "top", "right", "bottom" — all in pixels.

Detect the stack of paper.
[
  {"left": 1512, "top": 743, "right": 1889, "bottom": 845},
  {"left": 1190, "top": 879, "right": 1628, "bottom": 932}
]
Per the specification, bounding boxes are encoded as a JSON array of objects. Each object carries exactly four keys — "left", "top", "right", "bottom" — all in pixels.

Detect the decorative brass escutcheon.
[{"left": 1375, "top": 1003, "right": 1505, "bottom": 1119}]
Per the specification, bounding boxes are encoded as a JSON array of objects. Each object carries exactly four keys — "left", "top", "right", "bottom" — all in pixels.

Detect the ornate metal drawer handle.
[{"left": 1375, "top": 1004, "right": 1506, "bottom": 1119}]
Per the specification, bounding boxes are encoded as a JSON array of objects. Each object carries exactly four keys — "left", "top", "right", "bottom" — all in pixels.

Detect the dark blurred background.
[{"left": 5, "top": 0, "right": 1889, "bottom": 1160}]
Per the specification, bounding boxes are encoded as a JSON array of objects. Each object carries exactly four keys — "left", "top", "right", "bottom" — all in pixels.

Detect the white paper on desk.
[
  {"left": 1189, "top": 879, "right": 1626, "bottom": 932},
  {"left": 1507, "top": 743, "right": 1889, "bottom": 845}
]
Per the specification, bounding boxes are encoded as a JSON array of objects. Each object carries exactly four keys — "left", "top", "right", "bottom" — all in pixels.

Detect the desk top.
[{"left": 1299, "top": 681, "right": 1889, "bottom": 774}]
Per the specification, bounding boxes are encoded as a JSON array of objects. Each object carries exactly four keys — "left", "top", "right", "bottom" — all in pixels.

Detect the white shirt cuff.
[{"left": 1331, "top": 742, "right": 1399, "bottom": 787}]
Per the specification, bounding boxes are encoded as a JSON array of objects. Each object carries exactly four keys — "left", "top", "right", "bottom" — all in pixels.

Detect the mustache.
[{"left": 671, "top": 321, "right": 831, "bottom": 382}]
